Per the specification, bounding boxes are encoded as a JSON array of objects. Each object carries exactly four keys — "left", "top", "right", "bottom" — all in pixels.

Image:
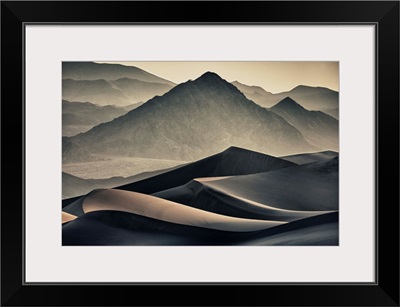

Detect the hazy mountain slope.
[
  {"left": 63, "top": 100, "right": 130, "bottom": 123},
  {"left": 275, "top": 85, "right": 338, "bottom": 110},
  {"left": 66, "top": 72, "right": 315, "bottom": 162},
  {"left": 62, "top": 78, "right": 173, "bottom": 106},
  {"left": 231, "top": 81, "right": 275, "bottom": 107},
  {"left": 62, "top": 100, "right": 136, "bottom": 136},
  {"left": 321, "top": 107, "right": 339, "bottom": 119},
  {"left": 232, "top": 81, "right": 338, "bottom": 111},
  {"left": 62, "top": 62, "right": 175, "bottom": 86},
  {"left": 62, "top": 79, "right": 129, "bottom": 106},
  {"left": 62, "top": 138, "right": 96, "bottom": 163},
  {"left": 270, "top": 97, "right": 338, "bottom": 151},
  {"left": 62, "top": 113, "right": 87, "bottom": 126},
  {"left": 111, "top": 77, "right": 173, "bottom": 102}
]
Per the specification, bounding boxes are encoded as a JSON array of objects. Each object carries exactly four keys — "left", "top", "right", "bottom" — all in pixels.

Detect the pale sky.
[{"left": 97, "top": 61, "right": 338, "bottom": 93}]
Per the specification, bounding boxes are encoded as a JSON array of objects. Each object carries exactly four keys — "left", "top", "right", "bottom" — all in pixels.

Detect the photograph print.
[{"left": 61, "top": 61, "right": 339, "bottom": 246}]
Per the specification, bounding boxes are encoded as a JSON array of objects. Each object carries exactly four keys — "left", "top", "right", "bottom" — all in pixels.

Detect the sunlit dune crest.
[
  {"left": 82, "top": 189, "right": 285, "bottom": 232},
  {"left": 197, "top": 179, "right": 335, "bottom": 215},
  {"left": 194, "top": 176, "right": 232, "bottom": 182},
  {"left": 62, "top": 212, "right": 77, "bottom": 224}
]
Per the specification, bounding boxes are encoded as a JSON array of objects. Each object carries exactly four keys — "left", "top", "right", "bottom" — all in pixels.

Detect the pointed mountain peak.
[
  {"left": 180, "top": 71, "right": 242, "bottom": 96},
  {"left": 271, "top": 97, "right": 306, "bottom": 111},
  {"left": 197, "top": 71, "right": 224, "bottom": 82}
]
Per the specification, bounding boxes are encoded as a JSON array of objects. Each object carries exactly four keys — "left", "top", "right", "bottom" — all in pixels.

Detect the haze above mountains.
[
  {"left": 232, "top": 81, "right": 339, "bottom": 119},
  {"left": 62, "top": 100, "right": 139, "bottom": 136},
  {"left": 62, "top": 62, "right": 175, "bottom": 107}
]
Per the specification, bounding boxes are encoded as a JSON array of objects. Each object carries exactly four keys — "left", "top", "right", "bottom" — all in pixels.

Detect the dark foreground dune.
[
  {"left": 64, "top": 189, "right": 285, "bottom": 231},
  {"left": 62, "top": 210, "right": 338, "bottom": 246},
  {"left": 153, "top": 157, "right": 338, "bottom": 219},
  {"left": 116, "top": 146, "right": 296, "bottom": 194},
  {"left": 153, "top": 179, "right": 328, "bottom": 222},
  {"left": 190, "top": 157, "right": 339, "bottom": 212},
  {"left": 280, "top": 150, "right": 338, "bottom": 165}
]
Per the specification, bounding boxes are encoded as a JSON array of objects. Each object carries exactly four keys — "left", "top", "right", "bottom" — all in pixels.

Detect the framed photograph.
[{"left": 1, "top": 1, "right": 399, "bottom": 306}]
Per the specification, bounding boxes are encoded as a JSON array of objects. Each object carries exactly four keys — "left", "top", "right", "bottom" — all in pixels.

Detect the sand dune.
[
  {"left": 280, "top": 150, "right": 338, "bottom": 165},
  {"left": 62, "top": 196, "right": 85, "bottom": 216},
  {"left": 153, "top": 158, "right": 337, "bottom": 221},
  {"left": 194, "top": 157, "right": 338, "bottom": 211},
  {"left": 62, "top": 212, "right": 77, "bottom": 224},
  {"left": 154, "top": 179, "right": 329, "bottom": 222},
  {"left": 62, "top": 210, "right": 338, "bottom": 246},
  {"left": 78, "top": 189, "right": 285, "bottom": 232},
  {"left": 62, "top": 149, "right": 338, "bottom": 246},
  {"left": 62, "top": 162, "right": 187, "bottom": 205},
  {"left": 194, "top": 176, "right": 232, "bottom": 182},
  {"left": 117, "top": 146, "right": 296, "bottom": 194},
  {"left": 62, "top": 210, "right": 246, "bottom": 245},
  {"left": 239, "top": 212, "right": 338, "bottom": 245}
]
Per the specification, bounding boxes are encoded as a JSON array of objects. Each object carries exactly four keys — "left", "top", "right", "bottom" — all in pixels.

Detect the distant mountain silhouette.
[
  {"left": 66, "top": 72, "right": 315, "bottom": 162},
  {"left": 62, "top": 62, "right": 175, "bottom": 86},
  {"left": 270, "top": 97, "right": 338, "bottom": 151},
  {"left": 278, "top": 85, "right": 338, "bottom": 110},
  {"left": 62, "top": 78, "right": 174, "bottom": 106},
  {"left": 232, "top": 81, "right": 338, "bottom": 111},
  {"left": 231, "top": 81, "right": 275, "bottom": 107},
  {"left": 62, "top": 100, "right": 137, "bottom": 136}
]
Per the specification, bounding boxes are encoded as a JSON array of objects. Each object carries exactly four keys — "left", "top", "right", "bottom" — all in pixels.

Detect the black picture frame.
[{"left": 1, "top": 1, "right": 399, "bottom": 306}]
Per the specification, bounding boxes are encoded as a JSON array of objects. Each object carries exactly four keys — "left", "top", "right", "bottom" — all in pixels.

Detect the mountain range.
[
  {"left": 62, "top": 100, "right": 139, "bottom": 136},
  {"left": 62, "top": 62, "right": 175, "bottom": 106},
  {"left": 233, "top": 81, "right": 339, "bottom": 119},
  {"left": 62, "top": 78, "right": 174, "bottom": 107},
  {"left": 62, "top": 62, "right": 175, "bottom": 85},
  {"left": 270, "top": 97, "right": 338, "bottom": 151},
  {"left": 65, "top": 72, "right": 316, "bottom": 162}
]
